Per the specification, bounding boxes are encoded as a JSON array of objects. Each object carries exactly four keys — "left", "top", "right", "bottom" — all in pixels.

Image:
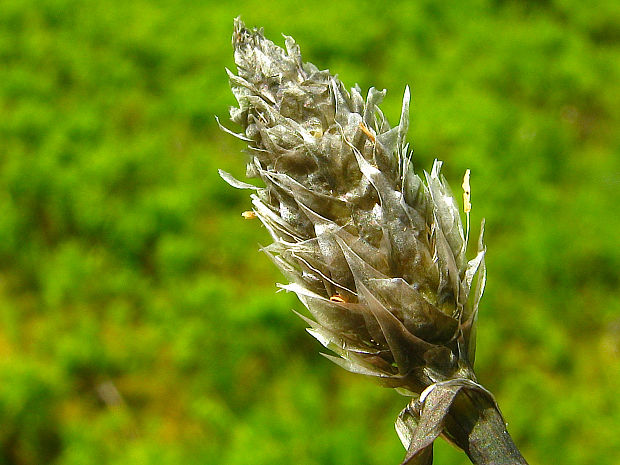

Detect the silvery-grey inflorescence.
[{"left": 220, "top": 18, "right": 515, "bottom": 465}]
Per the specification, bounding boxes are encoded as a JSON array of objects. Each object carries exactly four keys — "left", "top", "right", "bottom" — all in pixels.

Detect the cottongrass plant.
[{"left": 220, "top": 18, "right": 528, "bottom": 465}]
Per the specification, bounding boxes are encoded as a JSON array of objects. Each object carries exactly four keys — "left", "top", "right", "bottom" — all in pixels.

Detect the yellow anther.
[
  {"left": 358, "top": 122, "right": 376, "bottom": 143},
  {"left": 462, "top": 169, "right": 471, "bottom": 214}
]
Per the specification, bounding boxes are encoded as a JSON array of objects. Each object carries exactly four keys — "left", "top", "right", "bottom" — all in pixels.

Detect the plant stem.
[{"left": 443, "top": 390, "right": 528, "bottom": 465}]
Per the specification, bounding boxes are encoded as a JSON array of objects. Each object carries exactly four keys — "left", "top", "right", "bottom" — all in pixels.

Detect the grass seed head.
[{"left": 221, "top": 17, "right": 486, "bottom": 396}]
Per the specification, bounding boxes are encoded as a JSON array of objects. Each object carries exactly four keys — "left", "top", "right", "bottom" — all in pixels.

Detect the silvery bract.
[{"left": 220, "top": 19, "right": 526, "bottom": 465}]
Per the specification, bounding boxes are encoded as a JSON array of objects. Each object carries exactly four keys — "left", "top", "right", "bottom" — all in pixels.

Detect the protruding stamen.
[
  {"left": 359, "top": 122, "right": 376, "bottom": 143},
  {"left": 462, "top": 169, "right": 471, "bottom": 244},
  {"left": 462, "top": 169, "right": 471, "bottom": 214}
]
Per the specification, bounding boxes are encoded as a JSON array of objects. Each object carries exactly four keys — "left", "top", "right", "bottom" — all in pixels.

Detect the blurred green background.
[{"left": 1, "top": 0, "right": 619, "bottom": 464}]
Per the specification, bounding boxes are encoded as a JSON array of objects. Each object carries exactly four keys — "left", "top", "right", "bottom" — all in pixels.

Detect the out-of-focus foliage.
[{"left": 0, "top": 0, "right": 618, "bottom": 464}]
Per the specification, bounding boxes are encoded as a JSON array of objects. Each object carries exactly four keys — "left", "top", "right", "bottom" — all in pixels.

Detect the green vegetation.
[{"left": 1, "top": 1, "right": 619, "bottom": 464}]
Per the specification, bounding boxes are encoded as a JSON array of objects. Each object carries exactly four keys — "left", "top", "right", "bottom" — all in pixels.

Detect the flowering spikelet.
[{"left": 220, "top": 19, "right": 527, "bottom": 465}]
